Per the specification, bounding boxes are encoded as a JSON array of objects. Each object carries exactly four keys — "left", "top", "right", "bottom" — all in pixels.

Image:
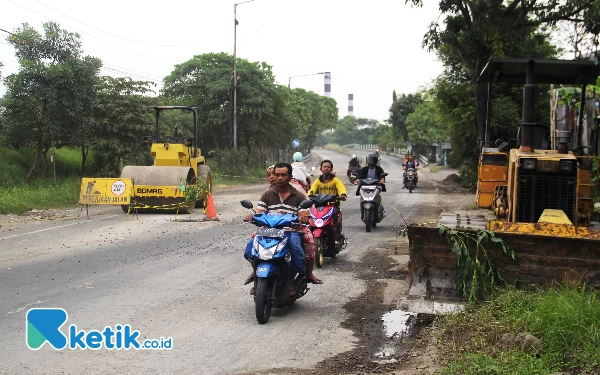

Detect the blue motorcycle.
[{"left": 241, "top": 199, "right": 313, "bottom": 324}]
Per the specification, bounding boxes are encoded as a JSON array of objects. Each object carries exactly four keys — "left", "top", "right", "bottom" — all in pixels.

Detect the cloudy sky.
[{"left": 0, "top": 0, "right": 444, "bottom": 122}]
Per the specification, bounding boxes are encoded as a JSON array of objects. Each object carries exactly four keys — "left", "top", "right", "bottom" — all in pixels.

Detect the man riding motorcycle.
[
  {"left": 402, "top": 152, "right": 419, "bottom": 189},
  {"left": 291, "top": 152, "right": 311, "bottom": 192},
  {"left": 308, "top": 160, "right": 347, "bottom": 244},
  {"left": 347, "top": 155, "right": 360, "bottom": 178},
  {"left": 244, "top": 163, "right": 321, "bottom": 295},
  {"left": 355, "top": 153, "right": 386, "bottom": 194}
]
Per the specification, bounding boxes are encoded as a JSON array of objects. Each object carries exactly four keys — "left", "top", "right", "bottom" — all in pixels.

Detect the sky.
[{"left": 0, "top": 0, "right": 444, "bottom": 122}]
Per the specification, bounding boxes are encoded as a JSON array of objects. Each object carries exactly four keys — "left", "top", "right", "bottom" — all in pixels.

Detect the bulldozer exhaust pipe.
[{"left": 520, "top": 60, "right": 536, "bottom": 153}]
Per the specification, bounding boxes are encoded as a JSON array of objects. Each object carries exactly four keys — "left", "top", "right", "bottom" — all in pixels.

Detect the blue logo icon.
[
  {"left": 292, "top": 139, "right": 300, "bottom": 147},
  {"left": 27, "top": 308, "right": 68, "bottom": 350}
]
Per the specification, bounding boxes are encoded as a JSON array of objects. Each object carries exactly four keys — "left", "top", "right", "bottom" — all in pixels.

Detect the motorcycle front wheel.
[
  {"left": 408, "top": 180, "right": 414, "bottom": 194},
  {"left": 365, "top": 207, "right": 372, "bottom": 232},
  {"left": 255, "top": 278, "right": 272, "bottom": 324},
  {"left": 315, "top": 236, "right": 325, "bottom": 268}
]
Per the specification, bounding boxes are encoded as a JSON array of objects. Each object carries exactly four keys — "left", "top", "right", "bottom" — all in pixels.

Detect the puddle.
[
  {"left": 375, "top": 301, "right": 464, "bottom": 359},
  {"left": 374, "top": 310, "right": 416, "bottom": 359}
]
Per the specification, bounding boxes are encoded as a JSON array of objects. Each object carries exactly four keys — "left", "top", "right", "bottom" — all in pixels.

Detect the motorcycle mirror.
[
  {"left": 240, "top": 200, "right": 254, "bottom": 209},
  {"left": 381, "top": 173, "right": 388, "bottom": 178},
  {"left": 299, "top": 199, "right": 314, "bottom": 209}
]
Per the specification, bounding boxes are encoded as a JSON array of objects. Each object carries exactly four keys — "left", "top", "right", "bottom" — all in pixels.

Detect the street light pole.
[
  {"left": 288, "top": 72, "right": 326, "bottom": 89},
  {"left": 233, "top": 0, "right": 256, "bottom": 149}
]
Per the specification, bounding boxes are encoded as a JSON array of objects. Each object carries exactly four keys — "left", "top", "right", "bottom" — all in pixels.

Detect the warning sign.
[{"left": 79, "top": 178, "right": 133, "bottom": 205}]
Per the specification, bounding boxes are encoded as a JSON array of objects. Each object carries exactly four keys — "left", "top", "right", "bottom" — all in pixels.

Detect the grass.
[
  {"left": 462, "top": 202, "right": 480, "bottom": 210},
  {"left": 0, "top": 177, "right": 81, "bottom": 214},
  {"left": 436, "top": 285, "right": 600, "bottom": 375},
  {"left": 429, "top": 164, "right": 440, "bottom": 173}
]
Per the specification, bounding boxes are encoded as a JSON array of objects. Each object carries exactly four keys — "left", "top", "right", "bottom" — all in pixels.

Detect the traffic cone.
[{"left": 204, "top": 194, "right": 218, "bottom": 220}]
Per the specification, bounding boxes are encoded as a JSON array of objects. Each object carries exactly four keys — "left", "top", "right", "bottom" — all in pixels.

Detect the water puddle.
[
  {"left": 374, "top": 310, "right": 416, "bottom": 359},
  {"left": 374, "top": 301, "right": 465, "bottom": 359}
]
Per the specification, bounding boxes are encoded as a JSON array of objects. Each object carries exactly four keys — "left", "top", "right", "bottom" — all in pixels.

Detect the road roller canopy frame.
[{"left": 151, "top": 106, "right": 199, "bottom": 158}]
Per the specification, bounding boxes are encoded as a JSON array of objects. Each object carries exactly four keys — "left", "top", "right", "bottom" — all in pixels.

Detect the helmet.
[
  {"left": 407, "top": 150, "right": 413, "bottom": 155},
  {"left": 366, "top": 153, "right": 378, "bottom": 166},
  {"left": 293, "top": 152, "right": 303, "bottom": 162}
]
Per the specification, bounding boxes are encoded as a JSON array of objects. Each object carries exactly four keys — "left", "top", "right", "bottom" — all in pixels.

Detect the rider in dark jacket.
[{"left": 356, "top": 154, "right": 386, "bottom": 193}]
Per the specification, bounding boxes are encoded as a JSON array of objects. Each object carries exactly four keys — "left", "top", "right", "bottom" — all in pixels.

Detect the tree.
[
  {"left": 389, "top": 92, "right": 423, "bottom": 143},
  {"left": 89, "top": 77, "right": 155, "bottom": 176},
  {"left": 2, "top": 22, "right": 100, "bottom": 179},
  {"left": 405, "top": 0, "right": 591, "bottom": 146},
  {"left": 406, "top": 96, "right": 447, "bottom": 156}
]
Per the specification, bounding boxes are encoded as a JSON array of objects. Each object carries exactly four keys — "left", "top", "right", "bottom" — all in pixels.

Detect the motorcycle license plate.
[{"left": 256, "top": 228, "right": 285, "bottom": 238}]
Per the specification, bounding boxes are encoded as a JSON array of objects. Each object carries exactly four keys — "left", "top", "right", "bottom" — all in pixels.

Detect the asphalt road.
[{"left": 0, "top": 149, "right": 443, "bottom": 374}]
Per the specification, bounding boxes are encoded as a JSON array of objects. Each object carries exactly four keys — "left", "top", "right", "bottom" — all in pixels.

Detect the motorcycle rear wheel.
[
  {"left": 315, "top": 236, "right": 325, "bottom": 268},
  {"left": 255, "top": 278, "right": 272, "bottom": 324},
  {"left": 365, "top": 208, "right": 372, "bottom": 232}
]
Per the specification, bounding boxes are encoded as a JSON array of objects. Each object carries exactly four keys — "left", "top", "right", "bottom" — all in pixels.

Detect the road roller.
[{"left": 120, "top": 106, "right": 212, "bottom": 213}]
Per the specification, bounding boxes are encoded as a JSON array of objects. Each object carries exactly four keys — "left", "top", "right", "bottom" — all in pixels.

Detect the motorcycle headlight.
[
  {"left": 521, "top": 158, "right": 536, "bottom": 171},
  {"left": 258, "top": 237, "right": 288, "bottom": 260},
  {"left": 559, "top": 160, "right": 575, "bottom": 173}
]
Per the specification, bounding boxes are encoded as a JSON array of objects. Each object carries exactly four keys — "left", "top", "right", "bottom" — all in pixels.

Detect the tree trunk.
[
  {"left": 474, "top": 80, "right": 489, "bottom": 147},
  {"left": 26, "top": 100, "right": 47, "bottom": 180},
  {"left": 81, "top": 143, "right": 88, "bottom": 176}
]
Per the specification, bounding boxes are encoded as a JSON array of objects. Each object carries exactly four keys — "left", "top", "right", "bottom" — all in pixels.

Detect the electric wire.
[
  {"left": 5, "top": 0, "right": 177, "bottom": 66},
  {"left": 1, "top": 28, "right": 167, "bottom": 84},
  {"left": 34, "top": 0, "right": 209, "bottom": 47}
]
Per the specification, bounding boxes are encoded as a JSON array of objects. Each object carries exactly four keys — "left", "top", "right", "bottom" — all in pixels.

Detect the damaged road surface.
[{"left": 0, "top": 149, "right": 472, "bottom": 374}]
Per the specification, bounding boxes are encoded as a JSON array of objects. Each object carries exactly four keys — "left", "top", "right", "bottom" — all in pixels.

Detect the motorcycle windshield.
[
  {"left": 253, "top": 213, "right": 297, "bottom": 228},
  {"left": 360, "top": 178, "right": 381, "bottom": 185},
  {"left": 308, "top": 193, "right": 338, "bottom": 207}
]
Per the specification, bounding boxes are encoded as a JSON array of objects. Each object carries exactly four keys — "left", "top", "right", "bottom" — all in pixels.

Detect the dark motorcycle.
[
  {"left": 356, "top": 173, "right": 387, "bottom": 232},
  {"left": 405, "top": 168, "right": 417, "bottom": 193}
]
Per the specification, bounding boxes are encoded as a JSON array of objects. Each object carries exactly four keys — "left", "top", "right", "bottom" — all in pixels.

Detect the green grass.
[
  {"left": 429, "top": 164, "right": 440, "bottom": 173},
  {"left": 0, "top": 177, "right": 81, "bottom": 214},
  {"left": 436, "top": 285, "right": 600, "bottom": 374}
]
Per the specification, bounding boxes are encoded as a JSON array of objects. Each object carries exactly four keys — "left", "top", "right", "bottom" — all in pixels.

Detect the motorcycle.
[
  {"left": 405, "top": 168, "right": 417, "bottom": 193},
  {"left": 308, "top": 193, "right": 347, "bottom": 268},
  {"left": 241, "top": 199, "right": 313, "bottom": 324},
  {"left": 347, "top": 166, "right": 360, "bottom": 183},
  {"left": 357, "top": 173, "right": 388, "bottom": 232}
]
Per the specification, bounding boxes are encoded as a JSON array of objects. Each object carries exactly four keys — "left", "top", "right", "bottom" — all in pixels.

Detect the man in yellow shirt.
[{"left": 308, "top": 159, "right": 347, "bottom": 248}]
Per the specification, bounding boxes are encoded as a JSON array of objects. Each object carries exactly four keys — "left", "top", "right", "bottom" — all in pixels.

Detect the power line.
[
  {"left": 1, "top": 28, "right": 167, "bottom": 84},
  {"left": 34, "top": 0, "right": 209, "bottom": 47},
  {"left": 5, "top": 0, "right": 177, "bottom": 67},
  {"left": 102, "top": 63, "right": 165, "bottom": 80}
]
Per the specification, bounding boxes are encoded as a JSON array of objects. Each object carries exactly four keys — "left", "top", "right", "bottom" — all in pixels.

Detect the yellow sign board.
[{"left": 79, "top": 178, "right": 133, "bottom": 205}]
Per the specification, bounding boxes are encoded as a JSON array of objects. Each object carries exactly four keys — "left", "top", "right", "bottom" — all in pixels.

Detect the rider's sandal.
[
  {"left": 243, "top": 275, "right": 255, "bottom": 285},
  {"left": 249, "top": 287, "right": 255, "bottom": 295}
]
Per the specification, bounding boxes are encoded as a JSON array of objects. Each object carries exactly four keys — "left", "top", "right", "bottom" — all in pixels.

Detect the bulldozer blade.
[{"left": 407, "top": 223, "right": 600, "bottom": 301}]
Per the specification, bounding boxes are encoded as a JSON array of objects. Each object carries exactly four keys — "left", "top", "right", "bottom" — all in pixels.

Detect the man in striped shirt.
[{"left": 244, "top": 163, "right": 322, "bottom": 293}]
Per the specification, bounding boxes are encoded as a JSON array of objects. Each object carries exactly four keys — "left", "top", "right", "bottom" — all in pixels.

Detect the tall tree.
[
  {"left": 389, "top": 93, "right": 423, "bottom": 143},
  {"left": 406, "top": 0, "right": 592, "bottom": 146},
  {"left": 3, "top": 22, "right": 100, "bottom": 179}
]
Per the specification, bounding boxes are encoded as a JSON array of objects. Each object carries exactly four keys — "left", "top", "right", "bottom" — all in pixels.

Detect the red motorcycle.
[{"left": 308, "top": 193, "right": 347, "bottom": 268}]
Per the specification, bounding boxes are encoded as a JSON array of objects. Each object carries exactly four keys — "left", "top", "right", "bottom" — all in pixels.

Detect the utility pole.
[{"left": 233, "top": 0, "right": 256, "bottom": 148}]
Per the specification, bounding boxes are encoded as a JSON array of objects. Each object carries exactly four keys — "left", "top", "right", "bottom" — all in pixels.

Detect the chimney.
[
  {"left": 324, "top": 72, "right": 331, "bottom": 97},
  {"left": 348, "top": 94, "right": 354, "bottom": 116}
]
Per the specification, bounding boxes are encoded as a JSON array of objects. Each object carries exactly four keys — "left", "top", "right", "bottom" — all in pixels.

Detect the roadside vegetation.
[{"left": 435, "top": 285, "right": 600, "bottom": 375}]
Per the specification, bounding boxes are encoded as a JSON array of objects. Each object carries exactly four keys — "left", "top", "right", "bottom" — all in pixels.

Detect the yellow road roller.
[{"left": 120, "top": 106, "right": 211, "bottom": 213}]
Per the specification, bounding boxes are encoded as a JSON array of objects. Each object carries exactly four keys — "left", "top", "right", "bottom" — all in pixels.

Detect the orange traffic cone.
[{"left": 204, "top": 194, "right": 218, "bottom": 220}]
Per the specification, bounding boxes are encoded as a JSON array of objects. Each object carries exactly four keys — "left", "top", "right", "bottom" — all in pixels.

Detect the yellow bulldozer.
[
  {"left": 119, "top": 106, "right": 212, "bottom": 213},
  {"left": 406, "top": 58, "right": 600, "bottom": 306}
]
